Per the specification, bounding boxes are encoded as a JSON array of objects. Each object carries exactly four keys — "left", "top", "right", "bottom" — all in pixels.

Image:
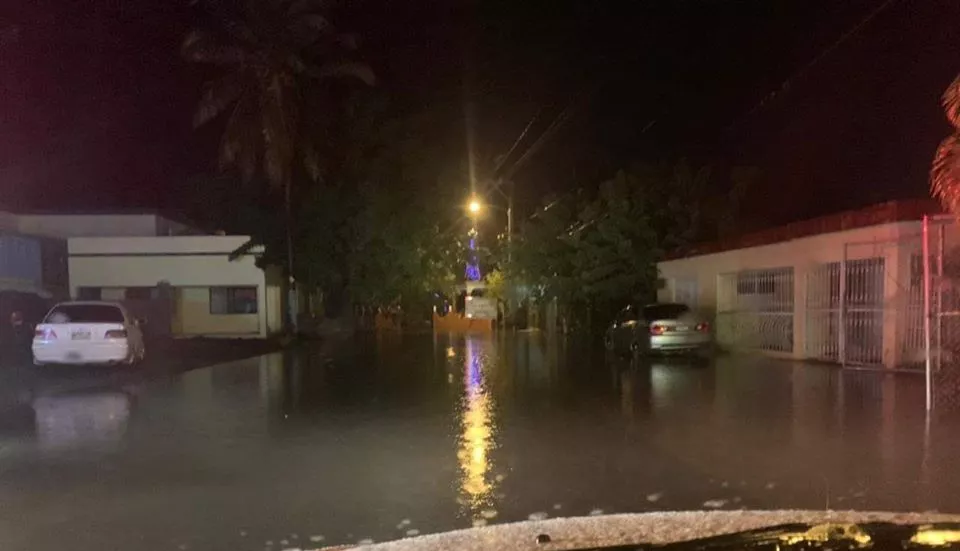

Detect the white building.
[
  {"left": 656, "top": 200, "right": 945, "bottom": 369},
  {"left": 0, "top": 211, "right": 285, "bottom": 338},
  {"left": 68, "top": 236, "right": 284, "bottom": 338}
]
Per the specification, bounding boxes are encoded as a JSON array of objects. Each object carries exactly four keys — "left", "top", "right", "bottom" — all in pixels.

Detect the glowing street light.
[{"left": 468, "top": 197, "right": 483, "bottom": 215}]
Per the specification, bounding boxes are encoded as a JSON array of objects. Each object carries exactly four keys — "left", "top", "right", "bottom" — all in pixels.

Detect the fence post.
[
  {"left": 937, "top": 222, "right": 945, "bottom": 374},
  {"left": 840, "top": 243, "right": 847, "bottom": 368},
  {"left": 923, "top": 215, "right": 933, "bottom": 413}
]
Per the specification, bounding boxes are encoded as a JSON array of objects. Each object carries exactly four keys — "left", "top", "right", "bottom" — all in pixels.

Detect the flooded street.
[{"left": 0, "top": 332, "right": 956, "bottom": 551}]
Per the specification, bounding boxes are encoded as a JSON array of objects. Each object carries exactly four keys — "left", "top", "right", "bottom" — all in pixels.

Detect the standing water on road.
[{"left": 0, "top": 333, "right": 956, "bottom": 550}]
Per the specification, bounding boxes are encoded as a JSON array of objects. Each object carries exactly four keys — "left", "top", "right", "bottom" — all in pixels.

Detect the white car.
[{"left": 32, "top": 301, "right": 147, "bottom": 366}]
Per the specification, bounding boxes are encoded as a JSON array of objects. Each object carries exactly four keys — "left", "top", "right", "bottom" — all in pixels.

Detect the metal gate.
[
  {"left": 805, "top": 237, "right": 923, "bottom": 368},
  {"left": 717, "top": 267, "right": 794, "bottom": 353}
]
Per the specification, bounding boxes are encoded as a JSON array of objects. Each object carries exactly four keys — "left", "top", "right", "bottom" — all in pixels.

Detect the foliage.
[
  {"left": 183, "top": 0, "right": 374, "bottom": 190},
  {"left": 345, "top": 179, "right": 465, "bottom": 308},
  {"left": 483, "top": 269, "right": 507, "bottom": 302},
  {"left": 932, "top": 75, "right": 960, "bottom": 215},
  {"left": 511, "top": 161, "right": 755, "bottom": 331}
]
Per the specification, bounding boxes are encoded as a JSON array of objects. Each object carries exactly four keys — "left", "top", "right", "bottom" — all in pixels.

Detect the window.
[
  {"left": 76, "top": 287, "right": 102, "bottom": 300},
  {"left": 210, "top": 287, "right": 258, "bottom": 314},
  {"left": 124, "top": 287, "right": 154, "bottom": 300},
  {"left": 45, "top": 304, "right": 124, "bottom": 324}
]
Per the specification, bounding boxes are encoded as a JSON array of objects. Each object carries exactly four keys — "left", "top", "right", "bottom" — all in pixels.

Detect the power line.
[
  {"left": 496, "top": 89, "right": 588, "bottom": 183},
  {"left": 493, "top": 108, "right": 544, "bottom": 176},
  {"left": 723, "top": 0, "right": 900, "bottom": 136}
]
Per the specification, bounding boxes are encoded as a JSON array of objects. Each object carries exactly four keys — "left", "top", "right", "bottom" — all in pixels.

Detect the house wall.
[
  {"left": 657, "top": 220, "right": 928, "bottom": 367},
  {"left": 67, "top": 236, "right": 273, "bottom": 338}
]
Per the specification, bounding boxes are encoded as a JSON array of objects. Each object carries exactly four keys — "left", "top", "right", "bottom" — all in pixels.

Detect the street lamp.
[{"left": 468, "top": 197, "right": 483, "bottom": 215}]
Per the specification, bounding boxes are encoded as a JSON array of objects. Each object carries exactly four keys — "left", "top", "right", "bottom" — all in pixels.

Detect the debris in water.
[
  {"left": 732, "top": 496, "right": 742, "bottom": 503},
  {"left": 589, "top": 509, "right": 604, "bottom": 516},
  {"left": 703, "top": 499, "right": 728, "bottom": 509},
  {"left": 528, "top": 512, "right": 549, "bottom": 521},
  {"left": 358, "top": 538, "right": 374, "bottom": 545},
  {"left": 720, "top": 481, "right": 729, "bottom": 488},
  {"left": 399, "top": 519, "right": 411, "bottom": 527},
  {"left": 240, "top": 531, "right": 248, "bottom": 537},
  {"left": 280, "top": 540, "right": 288, "bottom": 546},
  {"left": 495, "top": 473, "right": 506, "bottom": 482},
  {"left": 646, "top": 492, "right": 663, "bottom": 503},
  {"left": 472, "top": 519, "right": 488, "bottom": 528},
  {"left": 406, "top": 529, "right": 420, "bottom": 537},
  {"left": 309, "top": 536, "right": 325, "bottom": 543},
  {"left": 552, "top": 503, "right": 562, "bottom": 510},
  {"left": 480, "top": 509, "right": 498, "bottom": 519},
  {"left": 765, "top": 482, "right": 776, "bottom": 490}
]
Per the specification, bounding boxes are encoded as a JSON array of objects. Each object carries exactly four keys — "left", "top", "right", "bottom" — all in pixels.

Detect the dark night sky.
[{"left": 1, "top": 0, "right": 958, "bottom": 231}]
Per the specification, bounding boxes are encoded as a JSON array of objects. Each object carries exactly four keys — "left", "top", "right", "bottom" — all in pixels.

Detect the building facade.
[
  {"left": 0, "top": 210, "right": 284, "bottom": 338},
  {"left": 657, "top": 200, "right": 941, "bottom": 369},
  {"left": 68, "top": 236, "right": 284, "bottom": 338}
]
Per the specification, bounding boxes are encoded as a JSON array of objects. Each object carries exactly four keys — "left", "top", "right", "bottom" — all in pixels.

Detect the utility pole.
[{"left": 506, "top": 179, "right": 514, "bottom": 266}]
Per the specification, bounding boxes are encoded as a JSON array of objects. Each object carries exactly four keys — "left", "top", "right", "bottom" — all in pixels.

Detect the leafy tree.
[
  {"left": 511, "top": 161, "right": 756, "bottom": 332},
  {"left": 932, "top": 75, "right": 960, "bottom": 214},
  {"left": 572, "top": 174, "right": 661, "bottom": 316}
]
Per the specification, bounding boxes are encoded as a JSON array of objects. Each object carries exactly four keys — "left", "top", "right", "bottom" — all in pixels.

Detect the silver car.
[{"left": 604, "top": 302, "right": 712, "bottom": 357}]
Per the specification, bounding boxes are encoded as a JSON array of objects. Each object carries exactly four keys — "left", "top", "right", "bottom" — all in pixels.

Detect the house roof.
[{"left": 667, "top": 199, "right": 945, "bottom": 260}]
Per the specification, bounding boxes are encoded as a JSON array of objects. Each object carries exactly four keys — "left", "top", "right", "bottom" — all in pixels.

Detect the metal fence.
[
  {"left": 717, "top": 268, "right": 794, "bottom": 353},
  {"left": 923, "top": 216, "right": 960, "bottom": 412}
]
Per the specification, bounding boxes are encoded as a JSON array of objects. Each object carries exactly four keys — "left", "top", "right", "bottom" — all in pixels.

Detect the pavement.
[{"left": 0, "top": 332, "right": 957, "bottom": 551}]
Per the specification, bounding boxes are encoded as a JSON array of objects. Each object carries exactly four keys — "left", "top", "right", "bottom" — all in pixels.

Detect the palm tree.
[
  {"left": 183, "top": 0, "right": 374, "bottom": 329},
  {"left": 931, "top": 75, "right": 960, "bottom": 214}
]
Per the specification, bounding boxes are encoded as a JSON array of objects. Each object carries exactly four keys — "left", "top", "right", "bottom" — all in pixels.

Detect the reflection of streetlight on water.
[{"left": 456, "top": 338, "right": 498, "bottom": 520}]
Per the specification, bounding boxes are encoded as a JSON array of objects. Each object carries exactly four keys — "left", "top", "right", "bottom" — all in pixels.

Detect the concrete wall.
[
  {"left": 68, "top": 236, "right": 273, "bottom": 338},
  {"left": 657, "top": 220, "right": 927, "bottom": 367}
]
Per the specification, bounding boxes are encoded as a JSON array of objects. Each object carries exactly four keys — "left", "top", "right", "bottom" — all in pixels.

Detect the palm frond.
[
  {"left": 931, "top": 133, "right": 960, "bottom": 214},
  {"left": 311, "top": 61, "right": 376, "bottom": 85},
  {"left": 193, "top": 72, "right": 245, "bottom": 128},
  {"left": 220, "top": 95, "right": 261, "bottom": 183},
  {"left": 943, "top": 74, "right": 960, "bottom": 129},
  {"left": 260, "top": 73, "right": 298, "bottom": 189},
  {"left": 302, "top": 143, "right": 323, "bottom": 182},
  {"left": 181, "top": 29, "right": 247, "bottom": 65}
]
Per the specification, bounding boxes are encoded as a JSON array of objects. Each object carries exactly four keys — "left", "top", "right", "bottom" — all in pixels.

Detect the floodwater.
[{"left": 0, "top": 332, "right": 956, "bottom": 550}]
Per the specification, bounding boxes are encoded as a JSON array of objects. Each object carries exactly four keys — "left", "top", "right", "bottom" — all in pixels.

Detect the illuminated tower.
[{"left": 465, "top": 227, "right": 481, "bottom": 281}]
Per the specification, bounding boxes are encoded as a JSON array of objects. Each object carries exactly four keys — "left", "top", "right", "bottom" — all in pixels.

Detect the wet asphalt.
[{"left": 0, "top": 332, "right": 955, "bottom": 551}]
